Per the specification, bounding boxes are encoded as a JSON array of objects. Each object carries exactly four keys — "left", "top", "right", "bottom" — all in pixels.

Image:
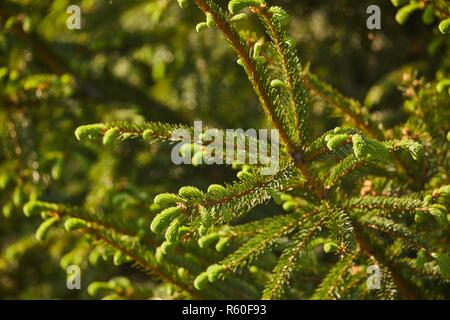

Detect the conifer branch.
[
  {"left": 262, "top": 217, "right": 324, "bottom": 299},
  {"left": 303, "top": 129, "right": 356, "bottom": 162},
  {"left": 88, "top": 228, "right": 201, "bottom": 298},
  {"left": 322, "top": 135, "right": 423, "bottom": 190},
  {"left": 191, "top": 0, "right": 327, "bottom": 200},
  {"left": 199, "top": 165, "right": 300, "bottom": 222},
  {"left": 24, "top": 201, "right": 156, "bottom": 244},
  {"left": 303, "top": 69, "right": 383, "bottom": 140},
  {"left": 399, "top": 257, "right": 450, "bottom": 283},
  {"left": 324, "top": 205, "right": 355, "bottom": 256},
  {"left": 345, "top": 195, "right": 426, "bottom": 213},
  {"left": 216, "top": 215, "right": 298, "bottom": 271},
  {"left": 354, "top": 225, "right": 420, "bottom": 299},
  {"left": 358, "top": 215, "right": 429, "bottom": 251},
  {"left": 192, "top": 0, "right": 296, "bottom": 151},
  {"left": 220, "top": 213, "right": 299, "bottom": 240},
  {"left": 302, "top": 68, "right": 424, "bottom": 184},
  {"left": 150, "top": 164, "right": 301, "bottom": 238},
  {"left": 256, "top": 6, "right": 309, "bottom": 147},
  {"left": 75, "top": 122, "right": 194, "bottom": 143},
  {"left": 325, "top": 155, "right": 369, "bottom": 190},
  {"left": 311, "top": 252, "right": 357, "bottom": 300},
  {"left": 202, "top": 212, "right": 316, "bottom": 281}
]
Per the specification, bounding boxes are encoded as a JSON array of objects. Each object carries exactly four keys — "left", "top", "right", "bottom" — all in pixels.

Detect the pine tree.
[{"left": 1, "top": 0, "right": 449, "bottom": 299}]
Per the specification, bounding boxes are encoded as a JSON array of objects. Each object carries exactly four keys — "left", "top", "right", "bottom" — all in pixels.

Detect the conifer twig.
[
  {"left": 88, "top": 228, "right": 201, "bottom": 298},
  {"left": 192, "top": 0, "right": 325, "bottom": 199},
  {"left": 256, "top": 6, "right": 308, "bottom": 146},
  {"left": 303, "top": 69, "right": 383, "bottom": 140},
  {"left": 192, "top": 0, "right": 295, "bottom": 151},
  {"left": 354, "top": 224, "right": 419, "bottom": 299}
]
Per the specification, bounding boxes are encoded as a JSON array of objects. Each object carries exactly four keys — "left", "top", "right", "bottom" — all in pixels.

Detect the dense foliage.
[{"left": 1, "top": 0, "right": 449, "bottom": 299}]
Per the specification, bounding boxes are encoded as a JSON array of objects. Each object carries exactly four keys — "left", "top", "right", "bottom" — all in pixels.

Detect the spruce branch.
[
  {"left": 88, "top": 228, "right": 201, "bottom": 298},
  {"left": 399, "top": 257, "right": 450, "bottom": 283},
  {"left": 325, "top": 155, "right": 369, "bottom": 190},
  {"left": 198, "top": 164, "right": 300, "bottom": 222},
  {"left": 354, "top": 224, "right": 420, "bottom": 299},
  {"left": 357, "top": 215, "right": 429, "bottom": 251},
  {"left": 150, "top": 164, "right": 301, "bottom": 240},
  {"left": 303, "top": 128, "right": 359, "bottom": 162},
  {"left": 311, "top": 252, "right": 357, "bottom": 300},
  {"left": 192, "top": 0, "right": 296, "bottom": 151},
  {"left": 220, "top": 214, "right": 298, "bottom": 270},
  {"left": 303, "top": 68, "right": 383, "bottom": 140},
  {"left": 303, "top": 68, "right": 425, "bottom": 185},
  {"left": 323, "top": 136, "right": 423, "bottom": 190},
  {"left": 256, "top": 6, "right": 310, "bottom": 147},
  {"left": 22, "top": 201, "right": 221, "bottom": 298},
  {"left": 75, "top": 121, "right": 194, "bottom": 143},
  {"left": 219, "top": 212, "right": 300, "bottom": 240},
  {"left": 190, "top": 0, "right": 327, "bottom": 200},
  {"left": 200, "top": 212, "right": 312, "bottom": 281},
  {"left": 262, "top": 217, "right": 324, "bottom": 299},
  {"left": 324, "top": 204, "right": 355, "bottom": 256},
  {"left": 345, "top": 195, "right": 427, "bottom": 214}
]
